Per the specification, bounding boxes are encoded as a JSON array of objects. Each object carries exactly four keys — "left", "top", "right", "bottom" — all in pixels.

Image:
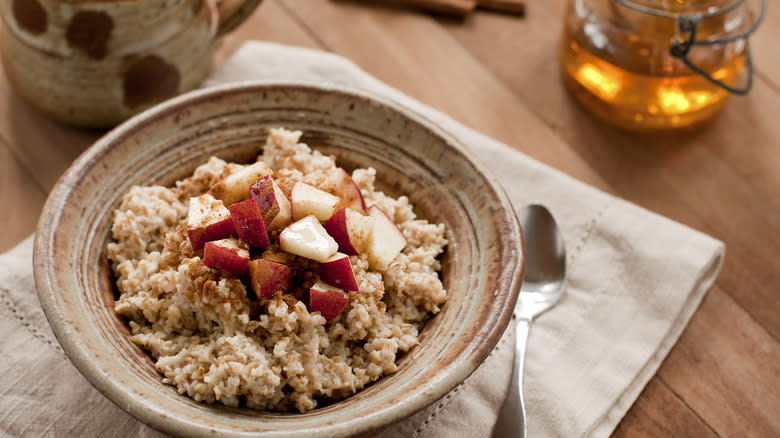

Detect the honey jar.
[{"left": 560, "top": 0, "right": 764, "bottom": 131}]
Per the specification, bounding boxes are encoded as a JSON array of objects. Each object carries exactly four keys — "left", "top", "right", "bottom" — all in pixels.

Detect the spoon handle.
[{"left": 494, "top": 318, "right": 531, "bottom": 437}]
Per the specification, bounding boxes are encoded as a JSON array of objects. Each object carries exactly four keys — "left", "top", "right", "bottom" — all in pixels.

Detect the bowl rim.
[{"left": 33, "top": 80, "right": 523, "bottom": 437}]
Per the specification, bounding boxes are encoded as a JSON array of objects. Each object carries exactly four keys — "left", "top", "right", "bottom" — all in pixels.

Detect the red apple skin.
[
  {"left": 207, "top": 161, "right": 273, "bottom": 206},
  {"left": 323, "top": 208, "right": 356, "bottom": 255},
  {"left": 318, "top": 253, "right": 359, "bottom": 291},
  {"left": 203, "top": 239, "right": 250, "bottom": 275},
  {"left": 250, "top": 176, "right": 278, "bottom": 223},
  {"left": 187, "top": 218, "right": 235, "bottom": 251},
  {"left": 248, "top": 259, "right": 292, "bottom": 299},
  {"left": 323, "top": 207, "right": 373, "bottom": 256},
  {"left": 187, "top": 195, "right": 236, "bottom": 250},
  {"left": 332, "top": 168, "right": 366, "bottom": 213},
  {"left": 229, "top": 199, "right": 270, "bottom": 249},
  {"left": 307, "top": 284, "right": 349, "bottom": 322},
  {"left": 249, "top": 175, "right": 291, "bottom": 230}
]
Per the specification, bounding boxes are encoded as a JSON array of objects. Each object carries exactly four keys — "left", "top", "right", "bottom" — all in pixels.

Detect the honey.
[{"left": 560, "top": 0, "right": 755, "bottom": 131}]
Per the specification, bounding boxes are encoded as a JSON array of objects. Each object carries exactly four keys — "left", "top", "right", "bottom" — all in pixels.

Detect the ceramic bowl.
[{"left": 33, "top": 82, "right": 523, "bottom": 437}]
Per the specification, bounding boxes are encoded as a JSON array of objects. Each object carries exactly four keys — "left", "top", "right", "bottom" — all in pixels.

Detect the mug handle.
[{"left": 214, "top": 0, "right": 263, "bottom": 38}]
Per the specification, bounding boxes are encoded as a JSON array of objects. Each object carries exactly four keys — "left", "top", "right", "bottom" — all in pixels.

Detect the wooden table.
[{"left": 1, "top": 1, "right": 778, "bottom": 436}]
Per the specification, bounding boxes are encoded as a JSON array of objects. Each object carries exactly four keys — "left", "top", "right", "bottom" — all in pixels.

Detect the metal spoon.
[{"left": 494, "top": 204, "right": 567, "bottom": 438}]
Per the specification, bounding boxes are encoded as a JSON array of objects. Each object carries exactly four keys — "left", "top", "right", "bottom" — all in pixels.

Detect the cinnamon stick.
[
  {"left": 477, "top": 0, "right": 525, "bottom": 15},
  {"left": 344, "top": 0, "right": 478, "bottom": 17}
]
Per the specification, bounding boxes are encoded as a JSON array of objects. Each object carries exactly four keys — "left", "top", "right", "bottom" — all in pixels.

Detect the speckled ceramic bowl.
[{"left": 33, "top": 82, "right": 523, "bottom": 437}]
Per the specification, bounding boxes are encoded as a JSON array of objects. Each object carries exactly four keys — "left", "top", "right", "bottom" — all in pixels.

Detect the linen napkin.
[{"left": 0, "top": 41, "right": 724, "bottom": 438}]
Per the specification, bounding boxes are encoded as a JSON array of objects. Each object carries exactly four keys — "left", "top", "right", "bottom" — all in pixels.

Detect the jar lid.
[{"left": 620, "top": 0, "right": 745, "bottom": 17}]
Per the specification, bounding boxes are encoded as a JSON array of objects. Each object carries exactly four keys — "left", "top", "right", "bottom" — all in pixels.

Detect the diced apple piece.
[
  {"left": 203, "top": 238, "right": 250, "bottom": 275},
  {"left": 187, "top": 194, "right": 235, "bottom": 250},
  {"left": 279, "top": 215, "right": 338, "bottom": 262},
  {"left": 291, "top": 182, "right": 340, "bottom": 221},
  {"left": 323, "top": 207, "right": 375, "bottom": 255},
  {"left": 248, "top": 259, "right": 292, "bottom": 299},
  {"left": 366, "top": 205, "right": 407, "bottom": 269},
  {"left": 249, "top": 175, "right": 292, "bottom": 230},
  {"left": 229, "top": 199, "right": 270, "bottom": 248},
  {"left": 207, "top": 161, "right": 273, "bottom": 206},
  {"left": 317, "top": 252, "right": 359, "bottom": 291},
  {"left": 307, "top": 280, "right": 349, "bottom": 322},
  {"left": 331, "top": 168, "right": 366, "bottom": 213}
]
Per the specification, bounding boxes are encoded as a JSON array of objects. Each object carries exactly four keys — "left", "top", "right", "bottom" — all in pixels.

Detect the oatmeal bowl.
[{"left": 33, "top": 82, "right": 523, "bottom": 437}]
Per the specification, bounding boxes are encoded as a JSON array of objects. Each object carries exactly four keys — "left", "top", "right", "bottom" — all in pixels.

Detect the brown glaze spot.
[
  {"left": 122, "top": 55, "right": 180, "bottom": 108},
  {"left": 66, "top": 11, "right": 114, "bottom": 60},
  {"left": 191, "top": 0, "right": 203, "bottom": 15},
  {"left": 12, "top": 0, "right": 47, "bottom": 35}
]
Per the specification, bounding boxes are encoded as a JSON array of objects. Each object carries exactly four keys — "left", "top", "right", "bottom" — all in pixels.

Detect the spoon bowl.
[{"left": 514, "top": 205, "right": 567, "bottom": 320}]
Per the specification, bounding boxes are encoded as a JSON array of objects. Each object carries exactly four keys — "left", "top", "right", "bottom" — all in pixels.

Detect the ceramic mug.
[{"left": 0, "top": 0, "right": 262, "bottom": 127}]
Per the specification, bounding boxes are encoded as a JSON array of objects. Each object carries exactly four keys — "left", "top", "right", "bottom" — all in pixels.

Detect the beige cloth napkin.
[{"left": 0, "top": 41, "right": 724, "bottom": 438}]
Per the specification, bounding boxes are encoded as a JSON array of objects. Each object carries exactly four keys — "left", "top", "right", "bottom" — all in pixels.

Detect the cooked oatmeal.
[{"left": 107, "top": 128, "right": 447, "bottom": 412}]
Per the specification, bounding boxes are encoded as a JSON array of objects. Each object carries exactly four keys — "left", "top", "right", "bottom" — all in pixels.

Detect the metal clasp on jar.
[{"left": 614, "top": 0, "right": 765, "bottom": 95}]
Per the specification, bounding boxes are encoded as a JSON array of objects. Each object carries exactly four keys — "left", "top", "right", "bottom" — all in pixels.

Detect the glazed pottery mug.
[{"left": 0, "top": 0, "right": 262, "bottom": 127}]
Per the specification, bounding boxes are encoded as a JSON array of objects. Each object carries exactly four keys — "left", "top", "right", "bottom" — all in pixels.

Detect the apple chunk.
[
  {"left": 366, "top": 205, "right": 407, "bottom": 270},
  {"left": 249, "top": 175, "right": 292, "bottom": 230},
  {"left": 229, "top": 199, "right": 270, "bottom": 249},
  {"left": 325, "top": 168, "right": 366, "bottom": 214},
  {"left": 248, "top": 259, "right": 292, "bottom": 299},
  {"left": 323, "top": 207, "right": 375, "bottom": 256},
  {"left": 318, "top": 252, "right": 359, "bottom": 291},
  {"left": 279, "top": 215, "right": 339, "bottom": 262},
  {"left": 208, "top": 161, "right": 273, "bottom": 206},
  {"left": 307, "top": 281, "right": 349, "bottom": 322},
  {"left": 203, "top": 238, "right": 250, "bottom": 275},
  {"left": 291, "top": 182, "right": 340, "bottom": 221},
  {"left": 187, "top": 194, "right": 235, "bottom": 250}
]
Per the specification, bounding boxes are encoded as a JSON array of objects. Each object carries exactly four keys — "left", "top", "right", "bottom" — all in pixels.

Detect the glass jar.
[{"left": 560, "top": 0, "right": 764, "bottom": 131}]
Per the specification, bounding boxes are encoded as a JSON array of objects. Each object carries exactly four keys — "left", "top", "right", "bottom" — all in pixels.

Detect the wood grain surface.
[{"left": 1, "top": 0, "right": 778, "bottom": 436}]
